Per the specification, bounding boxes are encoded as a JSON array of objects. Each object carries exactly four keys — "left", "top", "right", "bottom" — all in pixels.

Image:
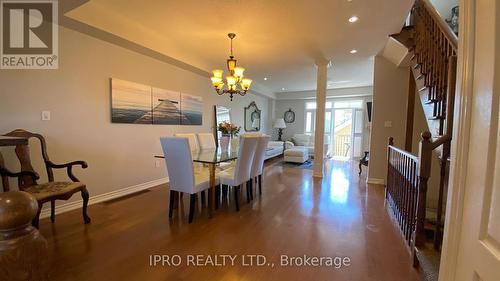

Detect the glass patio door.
[
  {"left": 331, "top": 107, "right": 364, "bottom": 160},
  {"left": 331, "top": 108, "right": 353, "bottom": 159},
  {"left": 352, "top": 108, "right": 364, "bottom": 159}
]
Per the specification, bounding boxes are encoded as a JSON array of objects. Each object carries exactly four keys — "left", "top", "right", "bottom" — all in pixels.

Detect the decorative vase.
[
  {"left": 220, "top": 134, "right": 230, "bottom": 151},
  {"left": 230, "top": 137, "right": 239, "bottom": 151}
]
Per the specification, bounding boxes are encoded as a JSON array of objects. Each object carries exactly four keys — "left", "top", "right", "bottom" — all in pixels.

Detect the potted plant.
[{"left": 218, "top": 121, "right": 240, "bottom": 151}]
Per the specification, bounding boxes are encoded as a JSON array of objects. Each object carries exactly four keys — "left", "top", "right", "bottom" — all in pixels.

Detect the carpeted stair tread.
[{"left": 416, "top": 244, "right": 440, "bottom": 281}]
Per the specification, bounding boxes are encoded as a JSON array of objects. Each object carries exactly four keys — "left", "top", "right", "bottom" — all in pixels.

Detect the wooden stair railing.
[
  {"left": 386, "top": 0, "right": 459, "bottom": 268},
  {"left": 386, "top": 137, "right": 420, "bottom": 248},
  {"left": 410, "top": 0, "right": 458, "bottom": 253}
]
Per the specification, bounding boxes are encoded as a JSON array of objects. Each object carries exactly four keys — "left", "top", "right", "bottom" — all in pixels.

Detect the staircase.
[{"left": 385, "top": 0, "right": 458, "bottom": 280}]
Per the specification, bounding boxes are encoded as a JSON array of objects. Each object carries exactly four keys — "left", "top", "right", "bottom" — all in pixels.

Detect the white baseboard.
[
  {"left": 40, "top": 177, "right": 169, "bottom": 219},
  {"left": 367, "top": 178, "right": 385, "bottom": 185}
]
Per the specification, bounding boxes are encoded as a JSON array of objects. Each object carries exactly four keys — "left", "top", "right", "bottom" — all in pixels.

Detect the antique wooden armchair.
[
  {"left": 0, "top": 129, "right": 91, "bottom": 228},
  {"left": 358, "top": 151, "right": 369, "bottom": 175}
]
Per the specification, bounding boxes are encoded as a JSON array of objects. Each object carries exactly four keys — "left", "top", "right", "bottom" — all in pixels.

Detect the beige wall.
[
  {"left": 368, "top": 56, "right": 409, "bottom": 183},
  {"left": 0, "top": 26, "right": 271, "bottom": 207}
]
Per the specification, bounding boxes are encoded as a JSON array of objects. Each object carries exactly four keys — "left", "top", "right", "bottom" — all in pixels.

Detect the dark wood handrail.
[{"left": 421, "top": 0, "right": 458, "bottom": 50}]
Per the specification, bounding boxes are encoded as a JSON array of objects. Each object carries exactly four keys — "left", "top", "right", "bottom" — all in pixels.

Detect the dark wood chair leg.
[
  {"left": 32, "top": 202, "right": 42, "bottom": 228},
  {"left": 222, "top": 185, "right": 228, "bottom": 197},
  {"left": 359, "top": 162, "right": 362, "bottom": 175},
  {"left": 201, "top": 190, "right": 206, "bottom": 207},
  {"left": 258, "top": 175, "right": 263, "bottom": 195},
  {"left": 249, "top": 179, "right": 254, "bottom": 200},
  {"left": 50, "top": 200, "right": 56, "bottom": 223},
  {"left": 234, "top": 186, "right": 240, "bottom": 212},
  {"left": 188, "top": 194, "right": 196, "bottom": 223},
  {"left": 215, "top": 185, "right": 220, "bottom": 209},
  {"left": 246, "top": 181, "right": 251, "bottom": 203},
  {"left": 169, "top": 190, "right": 176, "bottom": 218},
  {"left": 81, "top": 188, "right": 91, "bottom": 224}
]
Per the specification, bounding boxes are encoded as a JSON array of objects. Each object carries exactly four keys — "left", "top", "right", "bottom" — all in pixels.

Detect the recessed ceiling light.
[
  {"left": 281, "top": 88, "right": 286, "bottom": 91},
  {"left": 348, "top": 16, "right": 359, "bottom": 23},
  {"left": 264, "top": 77, "right": 268, "bottom": 80},
  {"left": 350, "top": 49, "right": 358, "bottom": 54}
]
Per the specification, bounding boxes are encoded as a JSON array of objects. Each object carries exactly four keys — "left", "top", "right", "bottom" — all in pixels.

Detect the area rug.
[{"left": 277, "top": 159, "right": 314, "bottom": 170}]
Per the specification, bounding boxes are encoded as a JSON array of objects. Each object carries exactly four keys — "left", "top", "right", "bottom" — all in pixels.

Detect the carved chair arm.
[
  {"left": 47, "top": 160, "right": 88, "bottom": 182},
  {"left": 0, "top": 167, "right": 40, "bottom": 181}
]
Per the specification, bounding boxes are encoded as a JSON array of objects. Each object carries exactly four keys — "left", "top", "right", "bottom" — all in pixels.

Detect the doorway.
[{"left": 329, "top": 102, "right": 364, "bottom": 160}]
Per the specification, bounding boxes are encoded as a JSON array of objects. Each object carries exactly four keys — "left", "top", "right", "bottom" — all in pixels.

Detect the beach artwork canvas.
[
  {"left": 152, "top": 87, "right": 181, "bottom": 125},
  {"left": 111, "top": 78, "right": 203, "bottom": 125},
  {"left": 111, "top": 79, "right": 152, "bottom": 124},
  {"left": 180, "top": 93, "right": 203, "bottom": 125}
]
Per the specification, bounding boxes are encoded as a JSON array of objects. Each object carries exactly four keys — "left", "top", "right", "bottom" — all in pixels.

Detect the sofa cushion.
[
  {"left": 268, "top": 141, "right": 284, "bottom": 147},
  {"left": 292, "top": 134, "right": 310, "bottom": 146}
]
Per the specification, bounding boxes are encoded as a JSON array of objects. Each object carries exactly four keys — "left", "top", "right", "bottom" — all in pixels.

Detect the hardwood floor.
[{"left": 39, "top": 158, "right": 422, "bottom": 281}]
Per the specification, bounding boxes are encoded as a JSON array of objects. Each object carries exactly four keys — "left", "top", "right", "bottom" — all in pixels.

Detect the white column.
[{"left": 313, "top": 59, "right": 329, "bottom": 178}]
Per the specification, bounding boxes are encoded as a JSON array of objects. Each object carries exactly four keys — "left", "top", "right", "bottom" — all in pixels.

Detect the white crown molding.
[{"left": 40, "top": 177, "right": 169, "bottom": 219}]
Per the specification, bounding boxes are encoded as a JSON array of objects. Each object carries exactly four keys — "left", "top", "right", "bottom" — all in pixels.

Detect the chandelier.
[{"left": 210, "top": 33, "right": 252, "bottom": 101}]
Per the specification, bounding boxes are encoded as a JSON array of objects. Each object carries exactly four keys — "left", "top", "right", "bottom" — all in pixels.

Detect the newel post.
[
  {"left": 0, "top": 191, "right": 49, "bottom": 281},
  {"left": 414, "top": 132, "right": 432, "bottom": 250}
]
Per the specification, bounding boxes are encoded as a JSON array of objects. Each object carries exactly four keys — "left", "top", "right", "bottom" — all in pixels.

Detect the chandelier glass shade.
[{"left": 211, "top": 33, "right": 252, "bottom": 101}]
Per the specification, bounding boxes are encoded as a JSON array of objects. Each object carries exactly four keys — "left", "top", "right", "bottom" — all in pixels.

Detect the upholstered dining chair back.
[
  {"left": 233, "top": 136, "right": 258, "bottom": 185},
  {"left": 197, "top": 133, "right": 216, "bottom": 149},
  {"left": 174, "top": 133, "right": 199, "bottom": 151},
  {"left": 251, "top": 135, "right": 270, "bottom": 178},
  {"left": 160, "top": 137, "right": 195, "bottom": 193}
]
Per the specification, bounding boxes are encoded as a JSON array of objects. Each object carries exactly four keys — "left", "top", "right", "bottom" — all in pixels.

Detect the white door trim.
[{"left": 438, "top": 0, "right": 476, "bottom": 280}]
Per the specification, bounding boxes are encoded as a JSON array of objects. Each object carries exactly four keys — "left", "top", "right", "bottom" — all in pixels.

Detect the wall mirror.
[
  {"left": 244, "top": 101, "right": 261, "bottom": 132},
  {"left": 214, "top": 105, "right": 231, "bottom": 145}
]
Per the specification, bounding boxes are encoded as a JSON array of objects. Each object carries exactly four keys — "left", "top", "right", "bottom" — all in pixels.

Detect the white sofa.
[
  {"left": 287, "top": 134, "right": 329, "bottom": 157},
  {"left": 238, "top": 133, "right": 291, "bottom": 160},
  {"left": 265, "top": 141, "right": 285, "bottom": 160}
]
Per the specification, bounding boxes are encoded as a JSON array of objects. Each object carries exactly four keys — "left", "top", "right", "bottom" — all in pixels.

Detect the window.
[
  {"left": 305, "top": 102, "right": 333, "bottom": 110},
  {"left": 325, "top": 111, "right": 332, "bottom": 134},
  {"left": 305, "top": 112, "right": 313, "bottom": 133},
  {"left": 333, "top": 100, "right": 363, "bottom": 109}
]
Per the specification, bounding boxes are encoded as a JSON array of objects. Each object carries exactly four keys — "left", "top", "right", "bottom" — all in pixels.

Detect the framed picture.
[
  {"left": 110, "top": 78, "right": 203, "bottom": 125},
  {"left": 180, "top": 93, "right": 203, "bottom": 125},
  {"left": 284, "top": 108, "right": 295, "bottom": 123},
  {"left": 152, "top": 87, "right": 181, "bottom": 125},
  {"left": 111, "top": 78, "right": 152, "bottom": 124}
]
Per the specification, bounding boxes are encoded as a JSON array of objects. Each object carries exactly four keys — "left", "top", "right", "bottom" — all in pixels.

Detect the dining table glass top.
[{"left": 155, "top": 146, "right": 238, "bottom": 164}]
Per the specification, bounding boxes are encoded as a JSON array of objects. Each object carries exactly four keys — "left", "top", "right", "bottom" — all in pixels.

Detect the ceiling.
[{"left": 65, "top": 0, "right": 413, "bottom": 94}]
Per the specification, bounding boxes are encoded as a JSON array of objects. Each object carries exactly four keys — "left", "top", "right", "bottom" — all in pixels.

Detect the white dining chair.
[
  {"left": 250, "top": 135, "right": 270, "bottom": 197},
  {"left": 197, "top": 132, "right": 234, "bottom": 172},
  {"left": 160, "top": 137, "right": 218, "bottom": 223},
  {"left": 174, "top": 133, "right": 200, "bottom": 151},
  {"left": 174, "top": 133, "right": 204, "bottom": 172},
  {"left": 197, "top": 133, "right": 216, "bottom": 149},
  {"left": 218, "top": 136, "right": 258, "bottom": 211}
]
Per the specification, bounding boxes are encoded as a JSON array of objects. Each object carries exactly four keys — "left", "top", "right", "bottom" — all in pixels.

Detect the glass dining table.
[{"left": 155, "top": 146, "right": 238, "bottom": 217}]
